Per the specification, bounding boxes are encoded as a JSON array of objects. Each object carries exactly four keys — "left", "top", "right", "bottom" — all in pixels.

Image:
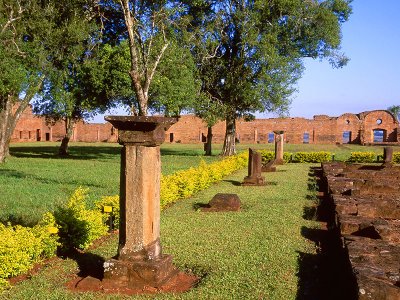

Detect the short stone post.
[
  {"left": 274, "top": 130, "right": 284, "bottom": 165},
  {"left": 383, "top": 146, "right": 393, "bottom": 167},
  {"left": 102, "top": 116, "right": 178, "bottom": 289},
  {"left": 242, "top": 148, "right": 265, "bottom": 186}
]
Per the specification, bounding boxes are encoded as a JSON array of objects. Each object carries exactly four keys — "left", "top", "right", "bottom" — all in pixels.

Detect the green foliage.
[
  {"left": 394, "top": 153, "right": 400, "bottom": 164},
  {"left": 55, "top": 188, "right": 108, "bottom": 251},
  {"left": 186, "top": 0, "right": 352, "bottom": 154},
  {"left": 346, "top": 152, "right": 376, "bottom": 163},
  {"left": 292, "top": 151, "right": 332, "bottom": 163},
  {"left": 387, "top": 105, "right": 400, "bottom": 121},
  {"left": 259, "top": 150, "right": 291, "bottom": 164},
  {"left": 0, "top": 213, "right": 59, "bottom": 291}
]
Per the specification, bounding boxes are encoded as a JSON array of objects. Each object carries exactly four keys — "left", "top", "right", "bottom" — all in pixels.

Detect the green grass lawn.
[
  {"left": 1, "top": 164, "right": 319, "bottom": 300},
  {"left": 0, "top": 142, "right": 388, "bottom": 226},
  {"left": 0, "top": 142, "right": 220, "bottom": 225},
  {"left": 0, "top": 142, "right": 391, "bottom": 299}
]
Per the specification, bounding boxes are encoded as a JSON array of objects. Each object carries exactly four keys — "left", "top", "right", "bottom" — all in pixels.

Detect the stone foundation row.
[{"left": 322, "top": 162, "right": 400, "bottom": 300}]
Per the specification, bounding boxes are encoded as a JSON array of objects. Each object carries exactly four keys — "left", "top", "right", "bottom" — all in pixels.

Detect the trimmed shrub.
[
  {"left": 0, "top": 213, "right": 59, "bottom": 291},
  {"left": 160, "top": 152, "right": 248, "bottom": 208},
  {"left": 393, "top": 153, "right": 400, "bottom": 163},
  {"left": 346, "top": 152, "right": 376, "bottom": 163},
  {"left": 292, "top": 151, "right": 332, "bottom": 163},
  {"left": 95, "top": 152, "right": 248, "bottom": 215},
  {"left": 259, "top": 150, "right": 291, "bottom": 164},
  {"left": 55, "top": 187, "right": 108, "bottom": 251}
]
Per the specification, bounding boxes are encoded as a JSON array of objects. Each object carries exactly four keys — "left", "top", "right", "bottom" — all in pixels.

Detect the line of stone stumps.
[
  {"left": 321, "top": 146, "right": 400, "bottom": 300},
  {"left": 71, "top": 116, "right": 286, "bottom": 295}
]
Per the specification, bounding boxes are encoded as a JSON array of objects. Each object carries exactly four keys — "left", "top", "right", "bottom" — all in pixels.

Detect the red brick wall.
[{"left": 12, "top": 106, "right": 399, "bottom": 145}]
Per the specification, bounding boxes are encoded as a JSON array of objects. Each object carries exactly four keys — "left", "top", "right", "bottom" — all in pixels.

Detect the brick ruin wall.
[{"left": 11, "top": 106, "right": 399, "bottom": 145}]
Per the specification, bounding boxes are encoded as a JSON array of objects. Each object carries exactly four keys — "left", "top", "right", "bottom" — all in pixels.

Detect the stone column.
[
  {"left": 242, "top": 148, "right": 265, "bottom": 186},
  {"left": 383, "top": 146, "right": 393, "bottom": 167},
  {"left": 102, "top": 116, "right": 178, "bottom": 289},
  {"left": 274, "top": 130, "right": 284, "bottom": 165}
]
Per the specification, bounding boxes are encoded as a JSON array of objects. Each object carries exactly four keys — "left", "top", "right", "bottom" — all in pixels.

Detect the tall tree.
[
  {"left": 81, "top": 37, "right": 199, "bottom": 117},
  {"left": 387, "top": 105, "right": 400, "bottom": 121},
  {"left": 0, "top": 1, "right": 52, "bottom": 163},
  {"left": 33, "top": 0, "right": 108, "bottom": 156},
  {"left": 185, "top": 0, "right": 352, "bottom": 155},
  {"left": 110, "top": 0, "right": 190, "bottom": 116}
]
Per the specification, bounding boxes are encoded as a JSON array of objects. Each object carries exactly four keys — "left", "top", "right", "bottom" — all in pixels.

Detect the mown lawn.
[
  {"left": 0, "top": 142, "right": 391, "bottom": 299},
  {"left": 1, "top": 164, "right": 319, "bottom": 300},
  {"left": 0, "top": 142, "right": 220, "bottom": 225}
]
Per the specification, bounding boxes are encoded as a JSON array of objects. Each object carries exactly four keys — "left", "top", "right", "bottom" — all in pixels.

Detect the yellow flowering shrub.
[
  {"left": 0, "top": 213, "right": 59, "bottom": 291},
  {"left": 96, "top": 152, "right": 248, "bottom": 214},
  {"left": 55, "top": 187, "right": 108, "bottom": 251},
  {"left": 160, "top": 152, "right": 248, "bottom": 208}
]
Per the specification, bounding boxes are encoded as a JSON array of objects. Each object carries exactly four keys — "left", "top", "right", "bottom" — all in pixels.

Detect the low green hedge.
[
  {"left": 259, "top": 150, "right": 291, "bottom": 164},
  {"left": 346, "top": 151, "right": 376, "bottom": 163},
  {"left": 95, "top": 152, "right": 249, "bottom": 213},
  {"left": 292, "top": 151, "right": 332, "bottom": 163},
  {"left": 0, "top": 213, "right": 59, "bottom": 291}
]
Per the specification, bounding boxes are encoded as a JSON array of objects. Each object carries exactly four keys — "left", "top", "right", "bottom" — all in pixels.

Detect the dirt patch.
[{"left": 65, "top": 271, "right": 200, "bottom": 295}]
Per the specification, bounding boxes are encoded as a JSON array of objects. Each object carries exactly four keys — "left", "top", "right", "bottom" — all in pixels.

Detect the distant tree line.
[{"left": 0, "top": 0, "right": 352, "bottom": 162}]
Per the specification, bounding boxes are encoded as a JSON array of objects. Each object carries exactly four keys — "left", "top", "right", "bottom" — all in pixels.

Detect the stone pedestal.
[
  {"left": 382, "top": 146, "right": 393, "bottom": 167},
  {"left": 201, "top": 193, "right": 241, "bottom": 212},
  {"left": 103, "top": 116, "right": 178, "bottom": 289},
  {"left": 242, "top": 148, "right": 265, "bottom": 186},
  {"left": 274, "top": 130, "right": 284, "bottom": 165}
]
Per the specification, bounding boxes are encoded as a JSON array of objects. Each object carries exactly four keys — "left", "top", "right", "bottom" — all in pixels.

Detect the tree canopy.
[{"left": 184, "top": 0, "right": 352, "bottom": 155}]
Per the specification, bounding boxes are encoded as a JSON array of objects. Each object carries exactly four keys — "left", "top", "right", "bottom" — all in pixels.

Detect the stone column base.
[
  {"left": 102, "top": 255, "right": 178, "bottom": 290},
  {"left": 242, "top": 176, "right": 266, "bottom": 186}
]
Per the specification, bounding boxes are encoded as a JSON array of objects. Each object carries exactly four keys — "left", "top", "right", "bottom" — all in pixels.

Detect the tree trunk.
[
  {"left": 59, "top": 117, "right": 75, "bottom": 156},
  {"left": 0, "top": 77, "right": 44, "bottom": 163},
  {"left": 221, "top": 114, "right": 237, "bottom": 156},
  {"left": 0, "top": 95, "right": 31, "bottom": 163},
  {"left": 0, "top": 97, "right": 13, "bottom": 163},
  {"left": 205, "top": 126, "right": 213, "bottom": 156}
]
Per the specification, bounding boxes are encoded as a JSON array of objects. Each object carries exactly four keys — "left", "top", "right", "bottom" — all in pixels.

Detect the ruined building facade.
[{"left": 12, "top": 106, "right": 400, "bottom": 145}]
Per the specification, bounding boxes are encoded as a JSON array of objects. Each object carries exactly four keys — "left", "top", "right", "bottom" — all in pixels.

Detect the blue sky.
[
  {"left": 280, "top": 0, "right": 400, "bottom": 119},
  {"left": 91, "top": 0, "right": 400, "bottom": 123}
]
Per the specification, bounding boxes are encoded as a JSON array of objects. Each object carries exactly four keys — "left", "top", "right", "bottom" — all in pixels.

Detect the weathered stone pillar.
[
  {"left": 242, "top": 148, "right": 265, "bottom": 186},
  {"left": 274, "top": 130, "right": 284, "bottom": 165},
  {"left": 383, "top": 146, "right": 393, "bottom": 167},
  {"left": 103, "top": 116, "right": 178, "bottom": 289}
]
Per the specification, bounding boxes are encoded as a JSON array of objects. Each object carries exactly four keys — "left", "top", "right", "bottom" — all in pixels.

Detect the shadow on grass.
[
  {"left": 10, "top": 144, "right": 211, "bottom": 160},
  {"left": 0, "top": 213, "right": 39, "bottom": 227},
  {"left": 193, "top": 202, "right": 210, "bottom": 210},
  {"left": 60, "top": 248, "right": 105, "bottom": 280},
  {"left": 160, "top": 148, "right": 209, "bottom": 157},
  {"left": 296, "top": 166, "right": 358, "bottom": 300},
  {"left": 222, "top": 179, "right": 242, "bottom": 186},
  {"left": 10, "top": 145, "right": 121, "bottom": 161},
  {"left": 0, "top": 168, "right": 104, "bottom": 188}
]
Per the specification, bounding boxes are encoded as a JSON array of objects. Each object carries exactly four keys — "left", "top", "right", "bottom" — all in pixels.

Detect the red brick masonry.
[{"left": 12, "top": 107, "right": 400, "bottom": 145}]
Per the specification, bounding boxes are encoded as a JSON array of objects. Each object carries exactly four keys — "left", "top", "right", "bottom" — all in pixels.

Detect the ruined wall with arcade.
[
  {"left": 12, "top": 107, "right": 399, "bottom": 145},
  {"left": 11, "top": 106, "right": 117, "bottom": 143},
  {"left": 165, "top": 110, "right": 399, "bottom": 145}
]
